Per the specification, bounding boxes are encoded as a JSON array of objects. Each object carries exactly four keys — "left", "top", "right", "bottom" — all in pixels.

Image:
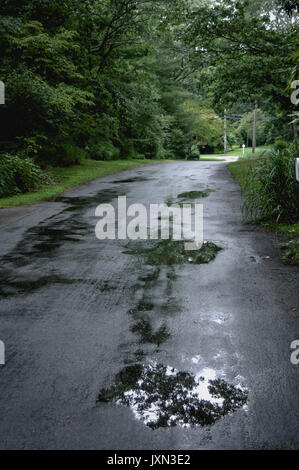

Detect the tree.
[{"left": 184, "top": 0, "right": 298, "bottom": 139}]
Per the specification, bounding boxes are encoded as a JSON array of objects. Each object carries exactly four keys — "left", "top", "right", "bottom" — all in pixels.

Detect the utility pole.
[
  {"left": 252, "top": 102, "right": 258, "bottom": 154},
  {"left": 224, "top": 109, "right": 227, "bottom": 154}
]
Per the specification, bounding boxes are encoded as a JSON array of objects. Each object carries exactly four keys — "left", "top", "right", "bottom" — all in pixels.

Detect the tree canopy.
[{"left": 0, "top": 0, "right": 297, "bottom": 169}]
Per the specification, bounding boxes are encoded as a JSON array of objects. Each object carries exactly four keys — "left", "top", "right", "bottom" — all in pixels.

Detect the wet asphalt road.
[{"left": 0, "top": 161, "right": 299, "bottom": 450}]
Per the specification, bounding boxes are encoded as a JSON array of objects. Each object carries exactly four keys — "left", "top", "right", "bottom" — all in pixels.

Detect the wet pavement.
[{"left": 0, "top": 161, "right": 299, "bottom": 449}]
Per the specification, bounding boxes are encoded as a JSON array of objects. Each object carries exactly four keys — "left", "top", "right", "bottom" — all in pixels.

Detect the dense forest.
[{"left": 0, "top": 0, "right": 298, "bottom": 197}]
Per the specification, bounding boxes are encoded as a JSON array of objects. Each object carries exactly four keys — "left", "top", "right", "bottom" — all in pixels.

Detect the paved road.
[{"left": 0, "top": 161, "right": 298, "bottom": 449}]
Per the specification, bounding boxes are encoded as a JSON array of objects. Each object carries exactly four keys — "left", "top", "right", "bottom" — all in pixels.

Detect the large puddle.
[
  {"left": 178, "top": 190, "right": 215, "bottom": 200},
  {"left": 124, "top": 240, "right": 222, "bottom": 265},
  {"left": 98, "top": 362, "right": 248, "bottom": 429}
]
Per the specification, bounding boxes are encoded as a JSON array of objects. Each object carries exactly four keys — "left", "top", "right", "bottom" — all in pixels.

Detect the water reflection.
[{"left": 98, "top": 362, "right": 248, "bottom": 429}]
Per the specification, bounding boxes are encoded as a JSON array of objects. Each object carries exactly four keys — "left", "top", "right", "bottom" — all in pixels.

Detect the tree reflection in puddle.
[{"left": 98, "top": 362, "right": 248, "bottom": 429}]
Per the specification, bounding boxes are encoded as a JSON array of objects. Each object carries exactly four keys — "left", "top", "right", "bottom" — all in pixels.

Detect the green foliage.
[
  {"left": 182, "top": 102, "right": 225, "bottom": 153},
  {"left": 38, "top": 141, "right": 87, "bottom": 167},
  {"left": 237, "top": 110, "right": 275, "bottom": 147},
  {"left": 280, "top": 239, "right": 299, "bottom": 265},
  {"left": 185, "top": 0, "right": 298, "bottom": 135},
  {"left": 0, "top": 159, "right": 163, "bottom": 208},
  {"left": 88, "top": 141, "right": 120, "bottom": 161},
  {"left": 0, "top": 0, "right": 296, "bottom": 201},
  {"left": 273, "top": 139, "right": 289, "bottom": 151},
  {"left": 0, "top": 153, "right": 52, "bottom": 197},
  {"left": 242, "top": 142, "right": 299, "bottom": 222},
  {"left": 189, "top": 144, "right": 201, "bottom": 159},
  {"left": 0, "top": 0, "right": 202, "bottom": 175}
]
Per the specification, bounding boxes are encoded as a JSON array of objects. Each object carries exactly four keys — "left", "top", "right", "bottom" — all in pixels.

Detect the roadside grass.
[
  {"left": 198, "top": 157, "right": 225, "bottom": 161},
  {"left": 203, "top": 145, "right": 271, "bottom": 158},
  {"left": 228, "top": 157, "right": 260, "bottom": 188},
  {"left": 229, "top": 157, "right": 299, "bottom": 266},
  {"left": 0, "top": 159, "right": 165, "bottom": 208},
  {"left": 263, "top": 221, "right": 299, "bottom": 266}
]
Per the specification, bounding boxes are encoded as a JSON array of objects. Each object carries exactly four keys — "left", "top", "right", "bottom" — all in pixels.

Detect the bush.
[
  {"left": 60, "top": 144, "right": 87, "bottom": 166},
  {"left": 89, "top": 141, "right": 120, "bottom": 161},
  {"left": 37, "top": 142, "right": 86, "bottom": 167},
  {"left": 190, "top": 144, "right": 201, "bottom": 158},
  {"left": 243, "top": 141, "right": 299, "bottom": 222},
  {"left": 273, "top": 139, "right": 289, "bottom": 151},
  {"left": 0, "top": 154, "right": 52, "bottom": 198},
  {"left": 168, "top": 129, "right": 188, "bottom": 158},
  {"left": 123, "top": 142, "right": 145, "bottom": 160}
]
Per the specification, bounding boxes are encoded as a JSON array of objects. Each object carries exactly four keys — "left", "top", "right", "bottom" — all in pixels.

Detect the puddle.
[
  {"left": 0, "top": 276, "right": 118, "bottom": 297},
  {"left": 191, "top": 355, "right": 202, "bottom": 364},
  {"left": 160, "top": 297, "right": 179, "bottom": 315},
  {"left": 178, "top": 190, "right": 215, "bottom": 200},
  {"left": 167, "top": 270, "right": 177, "bottom": 281},
  {"left": 48, "top": 189, "right": 122, "bottom": 208},
  {"left": 111, "top": 177, "right": 149, "bottom": 184},
  {"left": 129, "top": 300, "right": 154, "bottom": 316},
  {"left": 138, "top": 268, "right": 160, "bottom": 283},
  {"left": 131, "top": 319, "right": 170, "bottom": 346},
  {"left": 0, "top": 275, "right": 72, "bottom": 296},
  {"left": 124, "top": 240, "right": 222, "bottom": 265},
  {"left": 2, "top": 189, "right": 123, "bottom": 268},
  {"left": 165, "top": 198, "right": 177, "bottom": 207},
  {"left": 124, "top": 350, "right": 147, "bottom": 365},
  {"left": 97, "top": 281, "right": 118, "bottom": 292},
  {"left": 128, "top": 300, "right": 170, "bottom": 346},
  {"left": 211, "top": 312, "right": 231, "bottom": 325},
  {"left": 98, "top": 362, "right": 248, "bottom": 429},
  {"left": 0, "top": 189, "right": 123, "bottom": 294}
]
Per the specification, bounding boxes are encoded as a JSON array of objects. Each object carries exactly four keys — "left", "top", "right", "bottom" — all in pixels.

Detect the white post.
[
  {"left": 0, "top": 81, "right": 5, "bottom": 104},
  {"left": 252, "top": 102, "right": 258, "bottom": 153},
  {"left": 0, "top": 340, "right": 5, "bottom": 365},
  {"left": 224, "top": 109, "right": 227, "bottom": 154}
]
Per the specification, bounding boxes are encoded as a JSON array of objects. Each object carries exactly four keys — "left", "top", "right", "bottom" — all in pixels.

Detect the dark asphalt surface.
[{"left": 0, "top": 161, "right": 298, "bottom": 449}]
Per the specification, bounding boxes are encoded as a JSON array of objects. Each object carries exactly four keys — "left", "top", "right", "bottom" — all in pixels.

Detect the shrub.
[
  {"left": 60, "top": 144, "right": 87, "bottom": 166},
  {"left": 273, "top": 139, "right": 289, "bottom": 151},
  {"left": 123, "top": 142, "right": 145, "bottom": 160},
  {"left": 168, "top": 129, "right": 188, "bottom": 158},
  {"left": 280, "top": 239, "right": 299, "bottom": 266},
  {"left": 0, "top": 154, "right": 52, "bottom": 198},
  {"left": 89, "top": 141, "right": 120, "bottom": 161},
  {"left": 190, "top": 144, "right": 201, "bottom": 158},
  {"left": 37, "top": 142, "right": 86, "bottom": 167},
  {"left": 243, "top": 141, "right": 299, "bottom": 222}
]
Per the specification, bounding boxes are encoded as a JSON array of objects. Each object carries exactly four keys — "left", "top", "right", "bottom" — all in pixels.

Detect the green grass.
[
  {"left": 228, "top": 158, "right": 260, "bottom": 188},
  {"left": 262, "top": 222, "right": 299, "bottom": 266},
  {"left": 262, "top": 221, "right": 299, "bottom": 238},
  {"left": 198, "top": 157, "right": 225, "bottom": 161},
  {"left": 228, "top": 156, "right": 299, "bottom": 266},
  {"left": 0, "top": 159, "right": 166, "bottom": 208},
  {"left": 203, "top": 145, "right": 271, "bottom": 158},
  {"left": 262, "top": 221, "right": 299, "bottom": 266}
]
